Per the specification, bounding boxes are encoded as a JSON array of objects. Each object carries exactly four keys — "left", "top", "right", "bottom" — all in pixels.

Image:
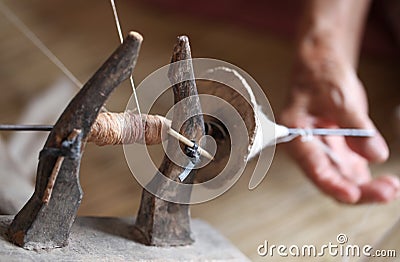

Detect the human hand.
[{"left": 279, "top": 47, "right": 400, "bottom": 204}]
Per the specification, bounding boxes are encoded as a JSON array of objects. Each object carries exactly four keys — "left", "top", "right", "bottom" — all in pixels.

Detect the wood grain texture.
[
  {"left": 7, "top": 32, "right": 143, "bottom": 250},
  {"left": 134, "top": 36, "right": 205, "bottom": 246}
]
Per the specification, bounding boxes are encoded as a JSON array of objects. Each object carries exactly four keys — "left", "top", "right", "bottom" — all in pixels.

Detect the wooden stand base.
[{"left": 0, "top": 216, "right": 249, "bottom": 261}]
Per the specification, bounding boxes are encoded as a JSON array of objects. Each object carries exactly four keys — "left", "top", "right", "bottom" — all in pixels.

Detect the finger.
[
  {"left": 321, "top": 135, "right": 370, "bottom": 184},
  {"left": 285, "top": 138, "right": 361, "bottom": 203},
  {"left": 358, "top": 175, "right": 400, "bottom": 203},
  {"left": 339, "top": 112, "right": 389, "bottom": 163}
]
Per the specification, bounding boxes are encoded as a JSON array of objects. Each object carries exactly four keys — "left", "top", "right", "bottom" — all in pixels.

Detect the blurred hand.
[{"left": 280, "top": 47, "right": 400, "bottom": 204}]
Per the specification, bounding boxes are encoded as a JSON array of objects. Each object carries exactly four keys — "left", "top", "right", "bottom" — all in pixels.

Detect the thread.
[
  {"left": 299, "top": 129, "right": 342, "bottom": 166},
  {"left": 299, "top": 129, "right": 314, "bottom": 142},
  {"left": 314, "top": 139, "right": 342, "bottom": 166},
  {"left": 88, "top": 112, "right": 170, "bottom": 146},
  {"left": 278, "top": 127, "right": 343, "bottom": 166},
  {"left": 0, "top": 1, "right": 82, "bottom": 88},
  {"left": 109, "top": 0, "right": 142, "bottom": 117},
  {"left": 110, "top": 0, "right": 124, "bottom": 43}
]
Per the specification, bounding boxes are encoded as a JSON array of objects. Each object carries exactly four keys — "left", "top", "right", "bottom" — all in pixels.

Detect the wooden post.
[
  {"left": 134, "top": 36, "right": 205, "bottom": 246},
  {"left": 8, "top": 32, "right": 143, "bottom": 250}
]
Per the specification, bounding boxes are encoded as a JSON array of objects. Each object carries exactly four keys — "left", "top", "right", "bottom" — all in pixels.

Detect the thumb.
[{"left": 339, "top": 111, "right": 389, "bottom": 163}]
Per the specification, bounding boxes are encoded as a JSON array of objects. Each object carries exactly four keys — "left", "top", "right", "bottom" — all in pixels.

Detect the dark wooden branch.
[
  {"left": 134, "top": 36, "right": 205, "bottom": 246},
  {"left": 8, "top": 32, "right": 143, "bottom": 250}
]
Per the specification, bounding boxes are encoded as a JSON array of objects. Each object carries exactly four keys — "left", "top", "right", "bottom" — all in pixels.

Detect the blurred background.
[{"left": 0, "top": 0, "right": 399, "bottom": 260}]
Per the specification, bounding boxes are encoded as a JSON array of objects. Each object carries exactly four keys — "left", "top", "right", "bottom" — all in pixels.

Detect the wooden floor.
[{"left": 0, "top": 1, "right": 399, "bottom": 261}]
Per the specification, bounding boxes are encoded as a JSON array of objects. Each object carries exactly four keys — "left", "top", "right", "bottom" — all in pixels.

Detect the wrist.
[
  {"left": 296, "top": 0, "right": 371, "bottom": 67},
  {"left": 296, "top": 28, "right": 349, "bottom": 67}
]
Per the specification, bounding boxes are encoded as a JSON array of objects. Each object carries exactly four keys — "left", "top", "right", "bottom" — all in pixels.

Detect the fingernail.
[
  {"left": 366, "top": 136, "right": 389, "bottom": 161},
  {"left": 340, "top": 187, "right": 361, "bottom": 204},
  {"left": 392, "top": 177, "right": 400, "bottom": 190},
  {"left": 394, "top": 178, "right": 400, "bottom": 199}
]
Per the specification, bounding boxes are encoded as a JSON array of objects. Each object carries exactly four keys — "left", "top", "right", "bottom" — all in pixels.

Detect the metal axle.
[
  {"left": 287, "top": 128, "right": 375, "bottom": 137},
  {"left": 0, "top": 124, "right": 53, "bottom": 131}
]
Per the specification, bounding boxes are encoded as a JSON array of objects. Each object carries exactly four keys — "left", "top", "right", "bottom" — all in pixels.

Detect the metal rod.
[
  {"left": 0, "top": 124, "right": 215, "bottom": 160},
  {"left": 287, "top": 128, "right": 375, "bottom": 137},
  {"left": 0, "top": 124, "right": 53, "bottom": 131},
  {"left": 167, "top": 128, "right": 214, "bottom": 161}
]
